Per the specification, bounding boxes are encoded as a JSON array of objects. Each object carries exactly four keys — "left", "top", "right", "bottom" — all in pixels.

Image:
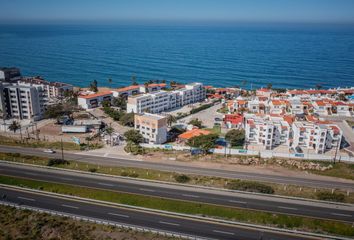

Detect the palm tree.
[
  {"left": 8, "top": 120, "right": 20, "bottom": 133},
  {"left": 131, "top": 75, "right": 138, "bottom": 85},
  {"left": 166, "top": 114, "right": 177, "bottom": 127},
  {"left": 105, "top": 127, "right": 114, "bottom": 146},
  {"left": 108, "top": 78, "right": 113, "bottom": 89}
]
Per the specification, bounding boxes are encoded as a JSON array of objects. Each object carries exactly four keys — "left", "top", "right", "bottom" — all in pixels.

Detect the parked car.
[{"left": 43, "top": 149, "right": 56, "bottom": 154}]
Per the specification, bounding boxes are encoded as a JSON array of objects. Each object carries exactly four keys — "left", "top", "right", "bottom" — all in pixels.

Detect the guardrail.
[
  {"left": 1, "top": 160, "right": 352, "bottom": 206},
  {"left": 0, "top": 184, "right": 352, "bottom": 240}
]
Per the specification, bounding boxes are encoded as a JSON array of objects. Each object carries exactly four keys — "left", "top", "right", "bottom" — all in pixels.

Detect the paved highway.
[
  {"left": 0, "top": 186, "right": 326, "bottom": 240},
  {"left": 0, "top": 145, "right": 354, "bottom": 191},
  {"left": 1, "top": 163, "right": 353, "bottom": 222}
]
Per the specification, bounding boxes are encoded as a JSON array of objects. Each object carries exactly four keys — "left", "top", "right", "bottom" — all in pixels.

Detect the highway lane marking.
[
  {"left": 228, "top": 200, "right": 247, "bottom": 204},
  {"left": 18, "top": 196, "right": 35, "bottom": 201},
  {"left": 61, "top": 204, "right": 79, "bottom": 209},
  {"left": 213, "top": 230, "right": 234, "bottom": 235},
  {"left": 278, "top": 206, "right": 298, "bottom": 211},
  {"left": 182, "top": 194, "right": 199, "bottom": 198},
  {"left": 24, "top": 172, "right": 39, "bottom": 176},
  {"left": 60, "top": 177, "right": 74, "bottom": 181},
  {"left": 98, "top": 183, "right": 115, "bottom": 187},
  {"left": 139, "top": 188, "right": 156, "bottom": 192},
  {"left": 108, "top": 212, "right": 130, "bottom": 218},
  {"left": 331, "top": 213, "right": 352, "bottom": 217},
  {"left": 159, "top": 221, "right": 180, "bottom": 226}
]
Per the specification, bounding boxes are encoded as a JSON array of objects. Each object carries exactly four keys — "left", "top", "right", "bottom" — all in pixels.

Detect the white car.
[{"left": 43, "top": 149, "right": 56, "bottom": 154}]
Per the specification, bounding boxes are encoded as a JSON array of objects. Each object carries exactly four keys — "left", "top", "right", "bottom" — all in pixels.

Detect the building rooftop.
[{"left": 78, "top": 91, "right": 112, "bottom": 99}]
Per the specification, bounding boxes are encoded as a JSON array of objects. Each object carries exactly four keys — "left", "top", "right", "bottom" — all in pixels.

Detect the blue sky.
[{"left": 1, "top": 0, "right": 354, "bottom": 24}]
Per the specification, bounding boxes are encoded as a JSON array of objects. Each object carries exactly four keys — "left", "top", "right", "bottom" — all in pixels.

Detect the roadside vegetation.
[
  {"left": 0, "top": 205, "right": 175, "bottom": 240},
  {"left": 0, "top": 175, "right": 353, "bottom": 238},
  {"left": 0, "top": 152, "right": 353, "bottom": 204},
  {"left": 0, "top": 135, "right": 102, "bottom": 151}
]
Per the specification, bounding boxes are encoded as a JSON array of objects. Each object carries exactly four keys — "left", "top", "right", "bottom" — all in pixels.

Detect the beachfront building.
[
  {"left": 77, "top": 91, "right": 113, "bottom": 110},
  {"left": 18, "top": 77, "right": 73, "bottom": 99},
  {"left": 177, "top": 128, "right": 211, "bottom": 144},
  {"left": 244, "top": 114, "right": 292, "bottom": 150},
  {"left": 134, "top": 113, "right": 167, "bottom": 144},
  {"left": 127, "top": 82, "right": 206, "bottom": 113},
  {"left": 139, "top": 83, "right": 167, "bottom": 93},
  {"left": 0, "top": 82, "right": 45, "bottom": 120},
  {"left": 269, "top": 100, "right": 288, "bottom": 115},
  {"left": 292, "top": 121, "right": 342, "bottom": 154},
  {"left": 112, "top": 85, "right": 140, "bottom": 98},
  {"left": 223, "top": 114, "right": 244, "bottom": 129},
  {"left": 0, "top": 67, "right": 22, "bottom": 82}
]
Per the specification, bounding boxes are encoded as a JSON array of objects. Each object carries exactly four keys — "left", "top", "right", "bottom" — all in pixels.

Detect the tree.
[
  {"left": 44, "top": 104, "right": 73, "bottom": 119},
  {"left": 166, "top": 114, "right": 177, "bottom": 127},
  {"left": 338, "top": 94, "right": 347, "bottom": 102},
  {"left": 90, "top": 80, "right": 98, "bottom": 92},
  {"left": 120, "top": 112, "right": 134, "bottom": 127},
  {"left": 188, "top": 118, "right": 203, "bottom": 128},
  {"left": 102, "top": 100, "right": 111, "bottom": 108},
  {"left": 112, "top": 96, "right": 127, "bottom": 110},
  {"left": 267, "top": 83, "right": 272, "bottom": 89},
  {"left": 108, "top": 78, "right": 113, "bottom": 88},
  {"left": 124, "top": 129, "right": 143, "bottom": 144},
  {"left": 131, "top": 75, "right": 138, "bottom": 85},
  {"left": 225, "top": 129, "right": 245, "bottom": 147},
  {"left": 187, "top": 134, "right": 218, "bottom": 154},
  {"left": 8, "top": 120, "right": 21, "bottom": 133},
  {"left": 105, "top": 127, "right": 114, "bottom": 146},
  {"left": 144, "top": 82, "right": 149, "bottom": 93}
]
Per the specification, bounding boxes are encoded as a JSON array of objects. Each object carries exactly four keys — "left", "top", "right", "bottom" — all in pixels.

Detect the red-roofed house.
[
  {"left": 224, "top": 114, "right": 244, "bottom": 129},
  {"left": 78, "top": 91, "right": 113, "bottom": 109},
  {"left": 177, "top": 128, "right": 212, "bottom": 144},
  {"left": 256, "top": 88, "right": 272, "bottom": 98}
]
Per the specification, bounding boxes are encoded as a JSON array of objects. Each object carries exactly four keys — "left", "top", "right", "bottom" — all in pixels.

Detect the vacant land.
[{"left": 0, "top": 205, "right": 176, "bottom": 240}]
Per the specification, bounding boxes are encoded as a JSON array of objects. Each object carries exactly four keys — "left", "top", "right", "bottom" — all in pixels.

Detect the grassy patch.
[
  {"left": 0, "top": 175, "right": 353, "bottom": 238},
  {"left": 0, "top": 205, "right": 176, "bottom": 240},
  {"left": 309, "top": 162, "right": 354, "bottom": 181}
]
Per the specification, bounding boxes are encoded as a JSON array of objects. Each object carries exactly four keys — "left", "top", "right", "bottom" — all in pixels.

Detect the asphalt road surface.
[
  {"left": 0, "top": 186, "right": 327, "bottom": 240},
  {"left": 0, "top": 145, "right": 353, "bottom": 191},
  {"left": 0, "top": 163, "right": 353, "bottom": 223}
]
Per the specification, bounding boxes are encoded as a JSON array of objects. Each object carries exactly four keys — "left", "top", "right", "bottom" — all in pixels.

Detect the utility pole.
[
  {"left": 61, "top": 138, "right": 64, "bottom": 161},
  {"left": 333, "top": 138, "right": 340, "bottom": 165}
]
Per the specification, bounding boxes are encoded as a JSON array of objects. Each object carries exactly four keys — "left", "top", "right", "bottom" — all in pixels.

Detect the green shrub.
[
  {"left": 47, "top": 158, "right": 69, "bottom": 166},
  {"left": 316, "top": 192, "right": 345, "bottom": 202},
  {"left": 174, "top": 174, "right": 191, "bottom": 183},
  {"left": 190, "top": 103, "right": 213, "bottom": 114},
  {"left": 88, "top": 168, "right": 97, "bottom": 173},
  {"left": 226, "top": 180, "right": 274, "bottom": 194},
  {"left": 120, "top": 171, "right": 139, "bottom": 178}
]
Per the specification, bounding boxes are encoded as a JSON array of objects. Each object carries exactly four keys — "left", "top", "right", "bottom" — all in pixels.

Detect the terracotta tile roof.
[
  {"left": 79, "top": 91, "right": 112, "bottom": 99},
  {"left": 283, "top": 115, "right": 294, "bottom": 125},
  {"left": 148, "top": 83, "right": 166, "bottom": 88},
  {"left": 178, "top": 129, "right": 212, "bottom": 140},
  {"left": 116, "top": 85, "right": 140, "bottom": 92},
  {"left": 257, "top": 88, "right": 271, "bottom": 92}
]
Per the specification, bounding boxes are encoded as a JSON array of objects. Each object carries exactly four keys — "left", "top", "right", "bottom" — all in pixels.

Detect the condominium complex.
[
  {"left": 134, "top": 113, "right": 167, "bottom": 144},
  {"left": 244, "top": 114, "right": 292, "bottom": 150},
  {"left": 0, "top": 82, "right": 46, "bottom": 120},
  {"left": 292, "top": 121, "right": 342, "bottom": 154},
  {"left": 0, "top": 67, "right": 22, "bottom": 82},
  {"left": 77, "top": 91, "right": 113, "bottom": 109},
  {"left": 19, "top": 77, "right": 73, "bottom": 99},
  {"left": 127, "top": 83, "right": 206, "bottom": 113}
]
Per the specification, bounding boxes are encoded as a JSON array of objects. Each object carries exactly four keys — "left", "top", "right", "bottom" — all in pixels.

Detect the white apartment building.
[
  {"left": 134, "top": 113, "right": 167, "bottom": 144},
  {"left": 77, "top": 91, "right": 113, "bottom": 110},
  {"left": 0, "top": 83, "right": 45, "bottom": 120},
  {"left": 19, "top": 77, "right": 73, "bottom": 99},
  {"left": 292, "top": 121, "right": 342, "bottom": 154},
  {"left": 127, "top": 83, "right": 206, "bottom": 113},
  {"left": 245, "top": 114, "right": 292, "bottom": 150}
]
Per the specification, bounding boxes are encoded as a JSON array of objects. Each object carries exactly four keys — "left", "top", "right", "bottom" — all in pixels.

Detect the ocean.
[{"left": 0, "top": 24, "right": 354, "bottom": 89}]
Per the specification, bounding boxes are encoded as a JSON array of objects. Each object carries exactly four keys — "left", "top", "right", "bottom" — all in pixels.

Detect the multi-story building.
[
  {"left": 134, "top": 113, "right": 167, "bottom": 144},
  {"left": 18, "top": 77, "right": 73, "bottom": 99},
  {"left": 245, "top": 114, "right": 292, "bottom": 150},
  {"left": 112, "top": 85, "right": 140, "bottom": 98},
  {"left": 0, "top": 82, "right": 45, "bottom": 120},
  {"left": 127, "top": 83, "right": 206, "bottom": 113},
  {"left": 77, "top": 91, "right": 113, "bottom": 110},
  {"left": 0, "top": 67, "right": 22, "bottom": 82},
  {"left": 292, "top": 121, "right": 342, "bottom": 154}
]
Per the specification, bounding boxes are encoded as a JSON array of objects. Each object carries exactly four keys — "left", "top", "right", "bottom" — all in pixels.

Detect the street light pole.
[
  {"left": 333, "top": 138, "right": 340, "bottom": 165},
  {"left": 61, "top": 138, "right": 64, "bottom": 161}
]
